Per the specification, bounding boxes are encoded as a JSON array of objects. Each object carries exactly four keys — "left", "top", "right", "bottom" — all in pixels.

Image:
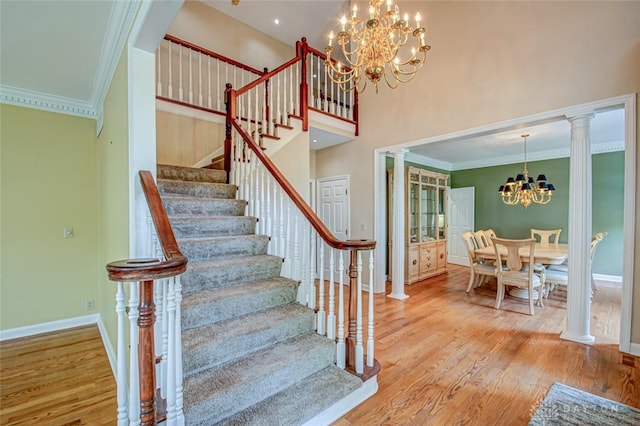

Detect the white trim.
[
  {"left": 593, "top": 274, "right": 622, "bottom": 285},
  {"left": 373, "top": 149, "right": 387, "bottom": 294},
  {"left": 192, "top": 146, "right": 224, "bottom": 169},
  {"left": 96, "top": 315, "right": 117, "bottom": 378},
  {"left": 619, "top": 93, "right": 636, "bottom": 354},
  {"left": 0, "top": 314, "right": 99, "bottom": 341},
  {"left": 302, "top": 376, "right": 378, "bottom": 426},
  {"left": 0, "top": 84, "right": 97, "bottom": 119},
  {"left": 92, "top": 0, "right": 140, "bottom": 135},
  {"left": 309, "top": 109, "right": 356, "bottom": 135},
  {"left": 629, "top": 343, "right": 640, "bottom": 357}
]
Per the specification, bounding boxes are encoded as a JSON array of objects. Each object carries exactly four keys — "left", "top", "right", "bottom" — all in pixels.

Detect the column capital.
[
  {"left": 388, "top": 147, "right": 409, "bottom": 156},
  {"left": 565, "top": 111, "right": 594, "bottom": 124}
]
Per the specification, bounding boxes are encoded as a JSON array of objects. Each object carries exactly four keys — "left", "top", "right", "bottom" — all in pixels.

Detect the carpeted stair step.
[
  {"left": 178, "top": 234, "right": 269, "bottom": 261},
  {"left": 183, "top": 303, "right": 315, "bottom": 376},
  {"left": 182, "top": 277, "right": 298, "bottom": 330},
  {"left": 181, "top": 255, "right": 285, "bottom": 294},
  {"left": 183, "top": 333, "right": 337, "bottom": 425},
  {"left": 157, "top": 163, "right": 226, "bottom": 183},
  {"left": 162, "top": 196, "right": 246, "bottom": 217},
  {"left": 158, "top": 179, "right": 236, "bottom": 199},
  {"left": 217, "top": 366, "right": 363, "bottom": 426},
  {"left": 169, "top": 216, "right": 257, "bottom": 238}
]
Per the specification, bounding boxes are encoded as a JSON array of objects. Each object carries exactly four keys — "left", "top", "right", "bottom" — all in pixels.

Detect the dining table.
[{"left": 474, "top": 243, "right": 569, "bottom": 299}]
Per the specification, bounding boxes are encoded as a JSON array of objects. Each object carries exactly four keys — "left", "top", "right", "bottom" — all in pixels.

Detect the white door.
[
  {"left": 447, "top": 187, "right": 474, "bottom": 266},
  {"left": 317, "top": 176, "right": 350, "bottom": 280}
]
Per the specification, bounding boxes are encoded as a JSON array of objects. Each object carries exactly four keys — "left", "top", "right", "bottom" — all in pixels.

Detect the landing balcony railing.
[{"left": 156, "top": 35, "right": 359, "bottom": 136}]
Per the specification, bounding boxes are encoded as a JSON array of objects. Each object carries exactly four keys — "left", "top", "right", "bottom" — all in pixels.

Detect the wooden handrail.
[
  {"left": 164, "top": 34, "right": 264, "bottom": 76},
  {"left": 235, "top": 55, "right": 301, "bottom": 97},
  {"left": 226, "top": 85, "right": 375, "bottom": 252},
  {"left": 107, "top": 171, "right": 187, "bottom": 281}
]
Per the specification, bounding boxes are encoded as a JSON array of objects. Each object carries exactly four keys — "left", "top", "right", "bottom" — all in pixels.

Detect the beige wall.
[
  {"left": 156, "top": 111, "right": 224, "bottom": 167},
  {"left": 316, "top": 1, "right": 640, "bottom": 339},
  {"left": 271, "top": 131, "right": 311, "bottom": 202},
  {"left": 0, "top": 105, "right": 98, "bottom": 329},
  {"left": 96, "top": 46, "right": 131, "bottom": 347},
  {"left": 168, "top": 0, "right": 294, "bottom": 72}
]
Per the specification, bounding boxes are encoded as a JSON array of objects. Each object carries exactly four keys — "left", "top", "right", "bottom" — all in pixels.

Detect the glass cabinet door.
[
  {"left": 409, "top": 179, "right": 419, "bottom": 243},
  {"left": 438, "top": 184, "right": 446, "bottom": 239}
]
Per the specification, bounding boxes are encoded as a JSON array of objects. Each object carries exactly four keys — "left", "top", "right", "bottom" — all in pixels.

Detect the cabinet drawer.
[{"left": 407, "top": 246, "right": 419, "bottom": 279}]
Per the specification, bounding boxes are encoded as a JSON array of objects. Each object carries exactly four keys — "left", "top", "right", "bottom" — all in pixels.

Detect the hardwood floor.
[
  {"left": 0, "top": 325, "right": 115, "bottom": 425},
  {"left": 0, "top": 265, "right": 636, "bottom": 425},
  {"left": 335, "top": 264, "right": 640, "bottom": 425}
]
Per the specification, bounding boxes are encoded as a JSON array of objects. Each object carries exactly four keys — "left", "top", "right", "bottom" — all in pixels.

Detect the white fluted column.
[
  {"left": 388, "top": 148, "right": 408, "bottom": 300},
  {"left": 560, "top": 112, "right": 595, "bottom": 345}
]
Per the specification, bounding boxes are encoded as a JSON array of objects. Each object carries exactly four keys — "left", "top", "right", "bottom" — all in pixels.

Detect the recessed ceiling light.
[
  {"left": 313, "top": 139, "right": 318, "bottom": 143},
  {"left": 274, "top": 18, "right": 280, "bottom": 25}
]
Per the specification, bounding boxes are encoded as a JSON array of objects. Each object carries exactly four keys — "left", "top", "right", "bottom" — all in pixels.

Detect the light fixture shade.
[
  {"left": 538, "top": 182, "right": 548, "bottom": 190},
  {"left": 515, "top": 174, "right": 525, "bottom": 182},
  {"left": 547, "top": 184, "right": 556, "bottom": 192},
  {"left": 503, "top": 186, "right": 513, "bottom": 194},
  {"left": 521, "top": 182, "right": 532, "bottom": 191},
  {"left": 498, "top": 185, "right": 505, "bottom": 193},
  {"left": 536, "top": 174, "right": 547, "bottom": 182},
  {"left": 506, "top": 177, "right": 515, "bottom": 184}
]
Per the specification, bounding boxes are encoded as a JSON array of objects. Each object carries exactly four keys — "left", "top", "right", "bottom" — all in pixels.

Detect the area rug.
[{"left": 529, "top": 382, "right": 640, "bottom": 425}]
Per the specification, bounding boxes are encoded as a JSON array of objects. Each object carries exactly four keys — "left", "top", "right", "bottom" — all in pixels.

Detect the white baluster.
[
  {"left": 270, "top": 180, "right": 278, "bottom": 256},
  {"left": 156, "top": 45, "right": 162, "bottom": 97},
  {"left": 279, "top": 191, "right": 285, "bottom": 260},
  {"left": 289, "top": 66, "right": 293, "bottom": 121},
  {"left": 295, "top": 62, "right": 299, "bottom": 115},
  {"left": 276, "top": 73, "right": 281, "bottom": 124},
  {"left": 174, "top": 275, "right": 185, "bottom": 425},
  {"left": 208, "top": 57, "right": 212, "bottom": 109},
  {"left": 165, "top": 277, "right": 177, "bottom": 425},
  {"left": 283, "top": 199, "right": 292, "bottom": 278},
  {"left": 317, "top": 242, "right": 325, "bottom": 335},
  {"left": 283, "top": 68, "right": 288, "bottom": 123},
  {"left": 298, "top": 221, "right": 309, "bottom": 304},
  {"left": 309, "top": 229, "right": 316, "bottom": 310},
  {"left": 356, "top": 251, "right": 364, "bottom": 374},
  {"left": 198, "top": 54, "right": 203, "bottom": 106},
  {"left": 293, "top": 213, "right": 300, "bottom": 283},
  {"left": 156, "top": 279, "right": 167, "bottom": 399},
  {"left": 115, "top": 282, "right": 128, "bottom": 426},
  {"left": 188, "top": 49, "right": 193, "bottom": 104},
  {"left": 327, "top": 248, "right": 335, "bottom": 340},
  {"left": 259, "top": 166, "right": 266, "bottom": 234},
  {"left": 168, "top": 42, "right": 173, "bottom": 99},
  {"left": 269, "top": 74, "right": 274, "bottom": 133},
  {"left": 255, "top": 85, "right": 260, "bottom": 144},
  {"left": 128, "top": 281, "right": 140, "bottom": 425},
  {"left": 309, "top": 57, "right": 314, "bottom": 110},
  {"left": 350, "top": 88, "right": 354, "bottom": 120},
  {"left": 367, "top": 250, "right": 375, "bottom": 367},
  {"left": 265, "top": 174, "right": 272, "bottom": 253},
  {"left": 336, "top": 252, "right": 346, "bottom": 369},
  {"left": 178, "top": 45, "right": 183, "bottom": 102},
  {"left": 217, "top": 60, "right": 222, "bottom": 111}
]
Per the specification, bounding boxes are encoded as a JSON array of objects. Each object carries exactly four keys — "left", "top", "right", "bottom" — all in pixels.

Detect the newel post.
[
  {"left": 345, "top": 249, "right": 359, "bottom": 372},
  {"left": 298, "top": 38, "right": 309, "bottom": 131},
  {"left": 138, "top": 279, "right": 157, "bottom": 425}
]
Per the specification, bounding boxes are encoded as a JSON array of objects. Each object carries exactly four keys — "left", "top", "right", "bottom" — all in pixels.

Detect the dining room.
[{"left": 379, "top": 99, "right": 632, "bottom": 352}]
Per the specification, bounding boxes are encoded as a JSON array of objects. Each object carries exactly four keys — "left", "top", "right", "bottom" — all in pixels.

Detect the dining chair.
[
  {"left": 474, "top": 230, "right": 490, "bottom": 248},
  {"left": 546, "top": 231, "right": 607, "bottom": 294},
  {"left": 484, "top": 229, "right": 497, "bottom": 245},
  {"left": 492, "top": 237, "right": 544, "bottom": 315},
  {"left": 462, "top": 231, "right": 497, "bottom": 292},
  {"left": 530, "top": 228, "right": 562, "bottom": 247}
]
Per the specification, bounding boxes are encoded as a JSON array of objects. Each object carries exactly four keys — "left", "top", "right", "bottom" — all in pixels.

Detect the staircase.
[{"left": 156, "top": 164, "right": 362, "bottom": 425}]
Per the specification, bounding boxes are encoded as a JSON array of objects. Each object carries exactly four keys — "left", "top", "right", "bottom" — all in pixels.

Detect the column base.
[
  {"left": 560, "top": 330, "right": 595, "bottom": 345},
  {"left": 387, "top": 292, "right": 409, "bottom": 300}
]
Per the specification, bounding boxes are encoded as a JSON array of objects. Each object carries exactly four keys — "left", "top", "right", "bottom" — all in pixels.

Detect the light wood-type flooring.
[
  {"left": 0, "top": 325, "right": 115, "bottom": 425},
  {"left": 0, "top": 264, "right": 636, "bottom": 425}
]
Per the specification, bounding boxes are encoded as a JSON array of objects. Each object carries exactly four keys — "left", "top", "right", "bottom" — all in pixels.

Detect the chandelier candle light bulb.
[
  {"left": 324, "top": 0, "right": 431, "bottom": 93},
  {"left": 498, "top": 134, "right": 555, "bottom": 208}
]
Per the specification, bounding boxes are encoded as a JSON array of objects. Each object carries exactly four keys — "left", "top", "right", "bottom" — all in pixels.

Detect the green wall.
[
  {"left": 0, "top": 104, "right": 98, "bottom": 329},
  {"left": 451, "top": 152, "right": 624, "bottom": 276}
]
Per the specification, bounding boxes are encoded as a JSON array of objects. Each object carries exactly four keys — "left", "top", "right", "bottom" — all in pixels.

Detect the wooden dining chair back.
[
  {"left": 462, "top": 231, "right": 497, "bottom": 292},
  {"left": 492, "top": 237, "right": 543, "bottom": 315},
  {"left": 474, "top": 230, "right": 490, "bottom": 248},
  {"left": 484, "top": 229, "right": 497, "bottom": 245},
  {"left": 530, "top": 228, "right": 561, "bottom": 247}
]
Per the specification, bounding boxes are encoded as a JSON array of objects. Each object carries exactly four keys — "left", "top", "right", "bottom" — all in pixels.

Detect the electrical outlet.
[
  {"left": 64, "top": 227, "right": 74, "bottom": 239},
  {"left": 360, "top": 223, "right": 366, "bottom": 231},
  {"left": 86, "top": 299, "right": 95, "bottom": 311}
]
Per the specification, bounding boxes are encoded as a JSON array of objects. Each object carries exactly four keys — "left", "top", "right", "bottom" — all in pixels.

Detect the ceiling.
[{"left": 0, "top": 0, "right": 625, "bottom": 169}]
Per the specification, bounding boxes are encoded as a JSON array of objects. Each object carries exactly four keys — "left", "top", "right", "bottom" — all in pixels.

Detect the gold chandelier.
[
  {"left": 324, "top": 0, "right": 431, "bottom": 93},
  {"left": 498, "top": 134, "right": 555, "bottom": 208}
]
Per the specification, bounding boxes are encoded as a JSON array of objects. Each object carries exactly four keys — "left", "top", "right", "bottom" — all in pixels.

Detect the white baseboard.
[
  {"left": 96, "top": 315, "right": 117, "bottom": 378},
  {"left": 303, "top": 375, "right": 378, "bottom": 426},
  {"left": 0, "top": 314, "right": 100, "bottom": 341},
  {"left": 628, "top": 343, "right": 640, "bottom": 357},
  {"left": 593, "top": 273, "right": 622, "bottom": 287}
]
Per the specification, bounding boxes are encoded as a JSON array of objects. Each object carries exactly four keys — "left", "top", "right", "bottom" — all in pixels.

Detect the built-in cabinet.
[{"left": 389, "top": 167, "right": 448, "bottom": 284}]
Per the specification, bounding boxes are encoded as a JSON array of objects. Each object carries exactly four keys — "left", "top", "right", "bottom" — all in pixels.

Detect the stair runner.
[{"left": 156, "top": 164, "right": 362, "bottom": 425}]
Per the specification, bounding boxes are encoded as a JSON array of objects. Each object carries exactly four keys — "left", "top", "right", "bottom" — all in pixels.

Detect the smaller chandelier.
[
  {"left": 498, "top": 134, "right": 555, "bottom": 208},
  {"left": 324, "top": 0, "right": 431, "bottom": 93}
]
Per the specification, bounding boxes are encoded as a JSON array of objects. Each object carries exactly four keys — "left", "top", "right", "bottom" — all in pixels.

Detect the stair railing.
[
  {"left": 226, "top": 85, "right": 379, "bottom": 379},
  {"left": 156, "top": 36, "right": 359, "bottom": 140},
  {"left": 106, "top": 171, "right": 188, "bottom": 426}
]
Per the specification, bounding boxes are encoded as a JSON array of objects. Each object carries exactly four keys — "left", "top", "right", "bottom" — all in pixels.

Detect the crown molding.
[
  {"left": 92, "top": 0, "right": 140, "bottom": 134},
  {"left": 0, "top": 84, "right": 97, "bottom": 119}
]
